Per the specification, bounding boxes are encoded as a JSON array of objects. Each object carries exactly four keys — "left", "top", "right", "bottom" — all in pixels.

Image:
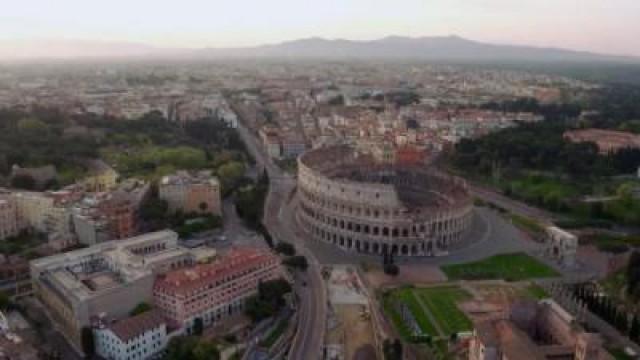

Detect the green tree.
[
  {"left": 384, "top": 264, "right": 400, "bottom": 276},
  {"left": 282, "top": 256, "right": 308, "bottom": 271},
  {"left": 217, "top": 161, "right": 246, "bottom": 191},
  {"left": 17, "top": 117, "right": 49, "bottom": 134},
  {"left": 0, "top": 292, "right": 10, "bottom": 310},
  {"left": 11, "top": 174, "right": 36, "bottom": 190},
  {"left": 80, "top": 326, "right": 95, "bottom": 358},
  {"left": 244, "top": 278, "right": 292, "bottom": 322},
  {"left": 275, "top": 242, "right": 296, "bottom": 256},
  {"left": 140, "top": 197, "right": 169, "bottom": 222},
  {"left": 165, "top": 337, "right": 199, "bottom": 360},
  {"left": 383, "top": 339, "right": 403, "bottom": 360},
  {"left": 193, "top": 341, "right": 220, "bottom": 360},
  {"left": 630, "top": 315, "right": 640, "bottom": 340},
  {"left": 129, "top": 302, "right": 152, "bottom": 316}
]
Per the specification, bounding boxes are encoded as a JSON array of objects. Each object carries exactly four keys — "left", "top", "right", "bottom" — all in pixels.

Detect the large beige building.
[
  {"left": 30, "top": 230, "right": 214, "bottom": 355},
  {"left": 12, "top": 189, "right": 82, "bottom": 250},
  {"left": 297, "top": 145, "right": 473, "bottom": 256},
  {"left": 82, "top": 159, "right": 119, "bottom": 193},
  {"left": 0, "top": 192, "right": 19, "bottom": 240},
  {"left": 159, "top": 170, "right": 222, "bottom": 216},
  {"left": 12, "top": 191, "right": 54, "bottom": 233}
]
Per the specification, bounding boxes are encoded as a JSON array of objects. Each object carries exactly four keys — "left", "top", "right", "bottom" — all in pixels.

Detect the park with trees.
[{"left": 451, "top": 94, "right": 640, "bottom": 227}]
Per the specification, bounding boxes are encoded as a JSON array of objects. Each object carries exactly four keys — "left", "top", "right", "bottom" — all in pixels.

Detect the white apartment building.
[{"left": 94, "top": 310, "right": 169, "bottom": 360}]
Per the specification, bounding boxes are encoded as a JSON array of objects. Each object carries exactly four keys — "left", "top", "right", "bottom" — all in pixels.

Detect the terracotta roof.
[
  {"left": 108, "top": 309, "right": 165, "bottom": 343},
  {"left": 154, "top": 247, "right": 278, "bottom": 294}
]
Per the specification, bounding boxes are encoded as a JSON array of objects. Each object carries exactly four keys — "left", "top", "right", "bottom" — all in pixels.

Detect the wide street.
[{"left": 234, "top": 118, "right": 326, "bottom": 360}]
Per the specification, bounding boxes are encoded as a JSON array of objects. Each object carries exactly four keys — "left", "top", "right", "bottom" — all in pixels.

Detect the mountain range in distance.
[{"left": 1, "top": 35, "right": 638, "bottom": 64}]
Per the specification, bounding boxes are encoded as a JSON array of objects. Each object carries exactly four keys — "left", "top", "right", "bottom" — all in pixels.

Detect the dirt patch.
[
  {"left": 339, "top": 304, "right": 377, "bottom": 360},
  {"left": 364, "top": 264, "right": 446, "bottom": 288}
]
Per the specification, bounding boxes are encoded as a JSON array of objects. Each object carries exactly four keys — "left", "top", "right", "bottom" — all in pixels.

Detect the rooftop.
[
  {"left": 154, "top": 247, "right": 277, "bottom": 294},
  {"left": 160, "top": 170, "right": 219, "bottom": 187},
  {"left": 107, "top": 309, "right": 166, "bottom": 343}
]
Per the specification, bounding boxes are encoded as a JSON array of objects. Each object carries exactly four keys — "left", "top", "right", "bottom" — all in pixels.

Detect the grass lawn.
[
  {"left": 441, "top": 253, "right": 559, "bottom": 281},
  {"left": 382, "top": 293, "right": 414, "bottom": 340},
  {"left": 394, "top": 289, "right": 438, "bottom": 336},
  {"left": 382, "top": 288, "right": 438, "bottom": 341},
  {"left": 416, "top": 287, "right": 472, "bottom": 336}
]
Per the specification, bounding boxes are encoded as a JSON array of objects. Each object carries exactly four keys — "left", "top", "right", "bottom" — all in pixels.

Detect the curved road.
[{"left": 233, "top": 115, "right": 326, "bottom": 360}]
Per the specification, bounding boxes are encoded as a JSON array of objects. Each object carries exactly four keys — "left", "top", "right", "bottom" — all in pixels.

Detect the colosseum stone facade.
[{"left": 296, "top": 145, "right": 474, "bottom": 257}]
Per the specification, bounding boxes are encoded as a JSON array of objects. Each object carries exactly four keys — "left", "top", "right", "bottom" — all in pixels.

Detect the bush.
[
  {"left": 11, "top": 174, "right": 37, "bottom": 190},
  {"left": 283, "top": 256, "right": 308, "bottom": 271},
  {"left": 245, "top": 278, "right": 292, "bottom": 322},
  {"left": 275, "top": 242, "right": 296, "bottom": 256},
  {"left": 384, "top": 264, "right": 400, "bottom": 276}
]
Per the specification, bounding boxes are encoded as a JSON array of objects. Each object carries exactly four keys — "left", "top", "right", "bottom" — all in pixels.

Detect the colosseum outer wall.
[{"left": 295, "top": 146, "right": 474, "bottom": 257}]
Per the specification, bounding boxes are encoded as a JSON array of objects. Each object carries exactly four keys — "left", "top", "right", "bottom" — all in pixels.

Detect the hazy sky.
[{"left": 1, "top": 0, "right": 639, "bottom": 56}]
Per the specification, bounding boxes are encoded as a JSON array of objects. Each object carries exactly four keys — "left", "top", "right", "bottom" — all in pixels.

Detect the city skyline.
[{"left": 1, "top": 0, "right": 639, "bottom": 57}]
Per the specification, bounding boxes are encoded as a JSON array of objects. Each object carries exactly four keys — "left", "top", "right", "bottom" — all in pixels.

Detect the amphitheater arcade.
[{"left": 296, "top": 146, "right": 474, "bottom": 257}]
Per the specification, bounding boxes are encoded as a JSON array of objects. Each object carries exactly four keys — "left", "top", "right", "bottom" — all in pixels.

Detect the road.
[
  {"left": 234, "top": 117, "right": 326, "bottom": 360},
  {"left": 469, "top": 183, "right": 555, "bottom": 223}
]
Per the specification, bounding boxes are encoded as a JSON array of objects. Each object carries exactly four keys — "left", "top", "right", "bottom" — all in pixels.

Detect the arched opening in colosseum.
[
  {"left": 383, "top": 243, "right": 390, "bottom": 255},
  {"left": 355, "top": 240, "right": 361, "bottom": 251},
  {"left": 382, "top": 227, "right": 389, "bottom": 236},
  {"left": 411, "top": 245, "right": 418, "bottom": 255},
  {"left": 401, "top": 245, "right": 408, "bottom": 255},
  {"left": 402, "top": 228, "right": 409, "bottom": 237},
  {"left": 373, "top": 227, "right": 379, "bottom": 235},
  {"left": 391, "top": 244, "right": 398, "bottom": 255},
  {"left": 339, "top": 237, "right": 345, "bottom": 246},
  {"left": 347, "top": 238, "right": 353, "bottom": 248},
  {"left": 373, "top": 243, "right": 379, "bottom": 253},
  {"left": 392, "top": 228, "right": 399, "bottom": 237},
  {"left": 363, "top": 241, "right": 369, "bottom": 253},
  {"left": 364, "top": 225, "right": 370, "bottom": 234},
  {"left": 339, "top": 220, "right": 344, "bottom": 229}
]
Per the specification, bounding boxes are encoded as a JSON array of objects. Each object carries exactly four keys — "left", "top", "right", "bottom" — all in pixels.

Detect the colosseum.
[{"left": 296, "top": 145, "right": 474, "bottom": 257}]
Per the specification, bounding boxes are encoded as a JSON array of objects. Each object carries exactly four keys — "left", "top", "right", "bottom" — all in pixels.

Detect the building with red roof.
[{"left": 153, "top": 247, "right": 282, "bottom": 333}]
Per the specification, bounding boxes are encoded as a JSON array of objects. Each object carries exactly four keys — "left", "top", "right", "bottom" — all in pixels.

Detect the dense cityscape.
[{"left": 1, "top": 2, "right": 640, "bottom": 360}]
